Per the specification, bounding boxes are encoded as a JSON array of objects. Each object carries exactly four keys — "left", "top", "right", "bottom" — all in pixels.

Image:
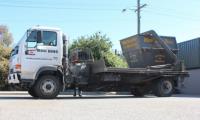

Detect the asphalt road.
[{"left": 0, "top": 92, "right": 200, "bottom": 120}]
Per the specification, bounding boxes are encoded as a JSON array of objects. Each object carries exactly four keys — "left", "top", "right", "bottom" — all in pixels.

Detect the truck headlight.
[{"left": 15, "top": 64, "right": 21, "bottom": 72}]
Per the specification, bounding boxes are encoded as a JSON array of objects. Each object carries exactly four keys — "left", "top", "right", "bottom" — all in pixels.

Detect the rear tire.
[
  {"left": 34, "top": 75, "right": 61, "bottom": 99},
  {"left": 153, "top": 78, "right": 174, "bottom": 97}
]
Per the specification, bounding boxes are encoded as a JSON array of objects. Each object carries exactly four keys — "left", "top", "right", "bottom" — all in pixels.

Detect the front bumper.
[{"left": 8, "top": 73, "right": 20, "bottom": 84}]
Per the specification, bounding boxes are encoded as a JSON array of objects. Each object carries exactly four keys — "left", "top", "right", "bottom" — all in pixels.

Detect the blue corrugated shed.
[{"left": 178, "top": 38, "right": 200, "bottom": 69}]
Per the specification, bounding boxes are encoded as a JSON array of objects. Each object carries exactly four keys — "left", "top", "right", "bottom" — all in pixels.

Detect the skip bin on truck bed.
[{"left": 120, "top": 35, "right": 178, "bottom": 68}]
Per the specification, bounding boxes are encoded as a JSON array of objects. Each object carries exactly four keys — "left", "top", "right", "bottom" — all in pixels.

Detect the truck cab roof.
[{"left": 29, "top": 25, "right": 61, "bottom": 31}]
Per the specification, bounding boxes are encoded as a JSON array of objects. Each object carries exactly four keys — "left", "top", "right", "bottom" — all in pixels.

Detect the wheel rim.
[
  {"left": 40, "top": 79, "right": 56, "bottom": 95},
  {"left": 161, "top": 80, "right": 173, "bottom": 94}
]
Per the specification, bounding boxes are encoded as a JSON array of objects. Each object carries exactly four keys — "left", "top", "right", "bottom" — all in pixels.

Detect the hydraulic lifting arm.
[{"left": 141, "top": 30, "right": 179, "bottom": 66}]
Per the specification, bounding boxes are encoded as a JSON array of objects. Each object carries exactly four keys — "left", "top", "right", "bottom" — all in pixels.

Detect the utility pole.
[
  {"left": 122, "top": 0, "right": 147, "bottom": 35},
  {"left": 137, "top": 0, "right": 140, "bottom": 35},
  {"left": 135, "top": 0, "right": 147, "bottom": 35}
]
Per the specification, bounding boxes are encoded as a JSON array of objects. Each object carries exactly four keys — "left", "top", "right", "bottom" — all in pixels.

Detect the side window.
[
  {"left": 42, "top": 31, "right": 57, "bottom": 46},
  {"left": 26, "top": 30, "right": 57, "bottom": 48}
]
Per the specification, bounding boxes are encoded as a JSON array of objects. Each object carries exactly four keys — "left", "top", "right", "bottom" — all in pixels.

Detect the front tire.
[
  {"left": 34, "top": 75, "right": 61, "bottom": 99},
  {"left": 28, "top": 87, "right": 38, "bottom": 98},
  {"left": 153, "top": 78, "right": 174, "bottom": 97}
]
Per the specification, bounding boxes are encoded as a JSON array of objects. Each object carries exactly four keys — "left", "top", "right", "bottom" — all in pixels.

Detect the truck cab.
[{"left": 8, "top": 26, "right": 67, "bottom": 98}]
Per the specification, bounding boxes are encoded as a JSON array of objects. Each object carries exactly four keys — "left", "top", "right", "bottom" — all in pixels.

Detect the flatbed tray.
[{"left": 92, "top": 59, "right": 188, "bottom": 76}]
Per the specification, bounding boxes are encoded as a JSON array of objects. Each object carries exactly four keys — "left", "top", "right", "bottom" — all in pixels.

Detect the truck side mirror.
[{"left": 37, "top": 31, "right": 42, "bottom": 43}]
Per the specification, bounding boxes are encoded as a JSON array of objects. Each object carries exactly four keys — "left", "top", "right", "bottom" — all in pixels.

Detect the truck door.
[{"left": 21, "top": 30, "right": 61, "bottom": 80}]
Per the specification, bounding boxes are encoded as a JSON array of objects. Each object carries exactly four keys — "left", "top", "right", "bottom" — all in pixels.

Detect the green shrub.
[
  {"left": 70, "top": 32, "right": 127, "bottom": 68},
  {"left": 0, "top": 45, "right": 11, "bottom": 89}
]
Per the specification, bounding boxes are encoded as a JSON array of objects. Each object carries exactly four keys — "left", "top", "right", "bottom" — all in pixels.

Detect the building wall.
[
  {"left": 182, "top": 69, "right": 200, "bottom": 95},
  {"left": 178, "top": 38, "right": 200, "bottom": 69}
]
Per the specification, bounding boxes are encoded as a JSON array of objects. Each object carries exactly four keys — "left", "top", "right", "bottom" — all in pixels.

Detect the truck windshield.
[
  {"left": 10, "top": 32, "right": 26, "bottom": 56},
  {"left": 11, "top": 46, "right": 19, "bottom": 56}
]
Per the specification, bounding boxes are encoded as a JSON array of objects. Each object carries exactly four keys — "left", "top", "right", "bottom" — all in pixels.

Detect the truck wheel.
[
  {"left": 131, "top": 88, "right": 145, "bottom": 97},
  {"left": 28, "top": 87, "right": 38, "bottom": 98},
  {"left": 153, "top": 79, "right": 174, "bottom": 97},
  {"left": 34, "top": 75, "right": 61, "bottom": 99}
]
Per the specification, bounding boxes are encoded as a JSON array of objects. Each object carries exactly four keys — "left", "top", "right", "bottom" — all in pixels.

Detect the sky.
[{"left": 0, "top": 0, "right": 200, "bottom": 50}]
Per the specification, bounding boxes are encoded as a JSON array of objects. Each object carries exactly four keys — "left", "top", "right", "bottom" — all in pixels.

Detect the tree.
[
  {"left": 0, "top": 25, "right": 13, "bottom": 89},
  {"left": 70, "top": 32, "right": 127, "bottom": 68},
  {"left": 0, "top": 45, "right": 11, "bottom": 89},
  {"left": 0, "top": 25, "right": 13, "bottom": 47}
]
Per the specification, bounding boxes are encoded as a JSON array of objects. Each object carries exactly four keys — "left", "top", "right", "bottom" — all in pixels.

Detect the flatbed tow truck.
[{"left": 7, "top": 26, "right": 188, "bottom": 99}]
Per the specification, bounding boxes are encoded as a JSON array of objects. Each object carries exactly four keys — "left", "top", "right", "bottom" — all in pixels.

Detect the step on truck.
[{"left": 7, "top": 26, "right": 189, "bottom": 99}]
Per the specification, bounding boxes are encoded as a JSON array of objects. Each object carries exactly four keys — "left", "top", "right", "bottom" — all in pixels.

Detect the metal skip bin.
[{"left": 120, "top": 33, "right": 178, "bottom": 68}]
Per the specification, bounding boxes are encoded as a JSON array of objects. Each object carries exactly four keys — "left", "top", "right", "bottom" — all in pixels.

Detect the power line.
[
  {"left": 0, "top": 3, "right": 200, "bottom": 22},
  {"left": 146, "top": 7, "right": 200, "bottom": 18},
  {"left": 143, "top": 9, "right": 200, "bottom": 22},
  {"left": 0, "top": 3, "right": 121, "bottom": 11}
]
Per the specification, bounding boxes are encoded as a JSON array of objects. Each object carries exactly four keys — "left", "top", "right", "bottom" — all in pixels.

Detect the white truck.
[{"left": 8, "top": 26, "right": 188, "bottom": 99}]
